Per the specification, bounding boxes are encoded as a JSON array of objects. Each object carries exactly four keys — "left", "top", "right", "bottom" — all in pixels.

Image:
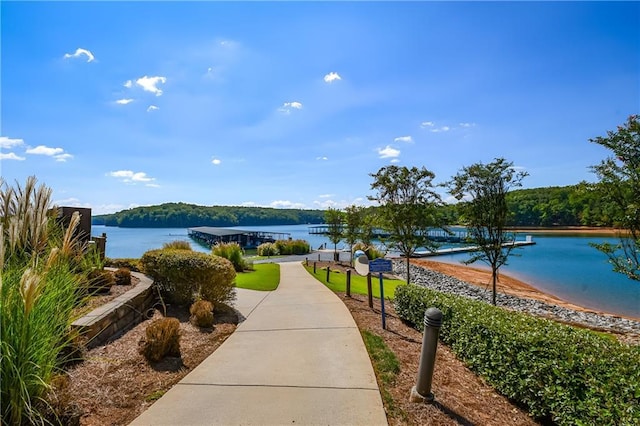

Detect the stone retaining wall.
[{"left": 72, "top": 271, "right": 156, "bottom": 348}]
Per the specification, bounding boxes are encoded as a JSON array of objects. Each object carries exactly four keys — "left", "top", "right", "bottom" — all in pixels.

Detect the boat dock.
[
  {"left": 308, "top": 226, "right": 471, "bottom": 243},
  {"left": 188, "top": 227, "right": 291, "bottom": 249}
]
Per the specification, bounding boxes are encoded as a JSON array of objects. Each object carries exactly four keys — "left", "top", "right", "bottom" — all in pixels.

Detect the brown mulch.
[
  {"left": 56, "top": 304, "right": 238, "bottom": 426},
  {"left": 340, "top": 293, "right": 539, "bottom": 426}
]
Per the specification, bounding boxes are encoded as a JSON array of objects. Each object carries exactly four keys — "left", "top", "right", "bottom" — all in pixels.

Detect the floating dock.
[{"left": 188, "top": 227, "right": 290, "bottom": 249}]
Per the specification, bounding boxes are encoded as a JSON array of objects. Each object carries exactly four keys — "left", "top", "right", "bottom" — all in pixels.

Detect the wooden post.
[
  {"left": 367, "top": 273, "right": 373, "bottom": 308},
  {"left": 314, "top": 262, "right": 317, "bottom": 274},
  {"left": 326, "top": 266, "right": 331, "bottom": 283},
  {"left": 346, "top": 270, "right": 351, "bottom": 297}
]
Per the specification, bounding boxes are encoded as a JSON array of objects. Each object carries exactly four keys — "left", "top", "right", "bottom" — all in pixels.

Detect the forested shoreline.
[{"left": 92, "top": 183, "right": 621, "bottom": 229}]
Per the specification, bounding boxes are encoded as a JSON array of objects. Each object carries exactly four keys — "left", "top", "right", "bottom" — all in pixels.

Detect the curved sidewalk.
[{"left": 130, "top": 261, "right": 388, "bottom": 425}]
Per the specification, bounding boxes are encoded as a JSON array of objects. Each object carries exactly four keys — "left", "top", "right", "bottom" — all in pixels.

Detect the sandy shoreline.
[{"left": 409, "top": 258, "right": 640, "bottom": 322}]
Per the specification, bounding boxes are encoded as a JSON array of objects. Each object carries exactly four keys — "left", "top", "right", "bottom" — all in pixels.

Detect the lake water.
[{"left": 93, "top": 224, "right": 640, "bottom": 319}]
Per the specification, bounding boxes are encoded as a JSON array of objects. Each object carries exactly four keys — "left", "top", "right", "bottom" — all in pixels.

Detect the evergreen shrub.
[
  {"left": 212, "top": 242, "right": 247, "bottom": 272},
  {"left": 86, "top": 269, "right": 115, "bottom": 293},
  {"left": 394, "top": 284, "right": 640, "bottom": 425},
  {"left": 257, "top": 242, "right": 279, "bottom": 256},
  {"left": 190, "top": 300, "right": 214, "bottom": 328},
  {"left": 105, "top": 258, "right": 142, "bottom": 272},
  {"left": 114, "top": 267, "right": 131, "bottom": 286},
  {"left": 138, "top": 317, "right": 181, "bottom": 362},
  {"left": 140, "top": 249, "right": 236, "bottom": 306},
  {"left": 275, "top": 239, "right": 310, "bottom": 255}
]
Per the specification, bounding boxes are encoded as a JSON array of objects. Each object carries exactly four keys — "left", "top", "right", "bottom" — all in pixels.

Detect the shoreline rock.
[{"left": 392, "top": 260, "right": 640, "bottom": 335}]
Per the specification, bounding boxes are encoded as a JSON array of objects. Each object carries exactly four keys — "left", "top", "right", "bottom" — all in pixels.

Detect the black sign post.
[{"left": 369, "top": 259, "right": 393, "bottom": 330}]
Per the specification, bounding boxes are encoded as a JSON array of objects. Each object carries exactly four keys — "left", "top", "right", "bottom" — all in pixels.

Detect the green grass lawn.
[
  {"left": 235, "top": 263, "right": 280, "bottom": 291},
  {"left": 303, "top": 263, "right": 403, "bottom": 299}
]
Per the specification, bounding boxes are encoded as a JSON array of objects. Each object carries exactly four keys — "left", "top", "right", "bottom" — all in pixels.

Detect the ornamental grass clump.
[
  {"left": 141, "top": 249, "right": 236, "bottom": 306},
  {"left": 212, "top": 241, "right": 247, "bottom": 272},
  {"left": 138, "top": 317, "right": 181, "bottom": 363},
  {"left": 114, "top": 267, "right": 131, "bottom": 286},
  {"left": 394, "top": 284, "right": 640, "bottom": 425},
  {"left": 162, "top": 240, "right": 192, "bottom": 251},
  {"left": 275, "top": 239, "right": 310, "bottom": 255},
  {"left": 1, "top": 176, "right": 96, "bottom": 425},
  {"left": 189, "top": 300, "right": 214, "bottom": 328},
  {"left": 257, "top": 242, "right": 279, "bottom": 256}
]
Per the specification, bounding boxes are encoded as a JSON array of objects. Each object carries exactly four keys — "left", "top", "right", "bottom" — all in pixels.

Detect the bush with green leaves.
[
  {"left": 212, "top": 242, "right": 247, "bottom": 272},
  {"left": 141, "top": 249, "right": 236, "bottom": 306},
  {"left": 257, "top": 242, "right": 279, "bottom": 256},
  {"left": 162, "top": 240, "right": 192, "bottom": 250},
  {"left": 394, "top": 284, "right": 640, "bottom": 425},
  {"left": 85, "top": 268, "right": 115, "bottom": 293},
  {"left": 105, "top": 257, "right": 142, "bottom": 272},
  {"left": 275, "top": 239, "right": 310, "bottom": 255}
]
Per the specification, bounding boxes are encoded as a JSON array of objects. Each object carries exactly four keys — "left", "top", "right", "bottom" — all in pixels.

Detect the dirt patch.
[
  {"left": 341, "top": 293, "right": 539, "bottom": 426},
  {"left": 57, "top": 304, "right": 238, "bottom": 426}
]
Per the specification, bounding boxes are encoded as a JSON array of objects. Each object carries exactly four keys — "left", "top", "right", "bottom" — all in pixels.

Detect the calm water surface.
[{"left": 93, "top": 225, "right": 639, "bottom": 318}]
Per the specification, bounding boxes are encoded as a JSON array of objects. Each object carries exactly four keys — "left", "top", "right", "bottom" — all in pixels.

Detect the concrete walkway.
[{"left": 130, "top": 262, "right": 388, "bottom": 425}]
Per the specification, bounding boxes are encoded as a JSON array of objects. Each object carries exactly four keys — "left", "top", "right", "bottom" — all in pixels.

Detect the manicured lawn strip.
[
  {"left": 303, "top": 264, "right": 403, "bottom": 299},
  {"left": 235, "top": 263, "right": 280, "bottom": 291},
  {"left": 361, "top": 330, "right": 403, "bottom": 419}
]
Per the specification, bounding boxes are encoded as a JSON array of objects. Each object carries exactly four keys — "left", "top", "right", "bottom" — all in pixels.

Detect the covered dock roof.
[{"left": 187, "top": 227, "right": 291, "bottom": 249}]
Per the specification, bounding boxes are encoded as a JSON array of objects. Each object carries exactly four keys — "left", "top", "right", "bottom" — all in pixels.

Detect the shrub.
[
  {"left": 190, "top": 300, "right": 214, "bottom": 328},
  {"left": 212, "top": 242, "right": 247, "bottom": 272},
  {"left": 138, "top": 317, "right": 181, "bottom": 363},
  {"left": 394, "top": 284, "right": 640, "bottom": 425},
  {"left": 141, "top": 249, "right": 236, "bottom": 306},
  {"left": 86, "top": 268, "right": 115, "bottom": 293},
  {"left": 275, "top": 239, "right": 310, "bottom": 255},
  {"left": 257, "top": 242, "right": 279, "bottom": 256},
  {"left": 114, "top": 267, "right": 131, "bottom": 286},
  {"left": 105, "top": 257, "right": 142, "bottom": 272},
  {"left": 353, "top": 243, "right": 386, "bottom": 260}
]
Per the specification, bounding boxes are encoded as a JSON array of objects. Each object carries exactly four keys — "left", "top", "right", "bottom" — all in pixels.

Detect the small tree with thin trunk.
[
  {"left": 324, "top": 207, "right": 344, "bottom": 262},
  {"left": 343, "top": 205, "right": 363, "bottom": 266},
  {"left": 589, "top": 114, "right": 640, "bottom": 281},
  {"left": 448, "top": 158, "right": 528, "bottom": 305},
  {"left": 369, "top": 165, "right": 443, "bottom": 284}
]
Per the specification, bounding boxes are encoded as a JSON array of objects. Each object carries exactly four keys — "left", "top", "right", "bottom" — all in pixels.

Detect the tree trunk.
[
  {"left": 491, "top": 267, "right": 497, "bottom": 305},
  {"left": 406, "top": 256, "right": 411, "bottom": 284}
]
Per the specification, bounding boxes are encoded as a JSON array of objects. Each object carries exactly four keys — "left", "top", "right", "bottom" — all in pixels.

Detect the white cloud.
[
  {"left": 270, "top": 200, "right": 306, "bottom": 209},
  {"left": 316, "top": 156, "right": 328, "bottom": 161},
  {"left": 108, "top": 170, "right": 155, "bottom": 183},
  {"left": 54, "top": 153, "right": 73, "bottom": 162},
  {"left": 390, "top": 158, "right": 401, "bottom": 164},
  {"left": 63, "top": 48, "right": 95, "bottom": 62},
  {"left": 318, "top": 194, "right": 334, "bottom": 198},
  {"left": 394, "top": 136, "right": 413, "bottom": 143},
  {"left": 377, "top": 145, "right": 400, "bottom": 159},
  {"left": 26, "top": 145, "right": 64, "bottom": 156},
  {"left": 124, "top": 80, "right": 133, "bottom": 88},
  {"left": 136, "top": 76, "right": 167, "bottom": 96},
  {"left": 241, "top": 201, "right": 258, "bottom": 207},
  {"left": 146, "top": 183, "right": 161, "bottom": 188},
  {"left": 147, "top": 105, "right": 159, "bottom": 112},
  {"left": 431, "top": 126, "right": 450, "bottom": 133},
  {"left": 116, "top": 98, "right": 134, "bottom": 105},
  {"left": 0, "top": 136, "right": 24, "bottom": 149},
  {"left": 279, "top": 101, "right": 303, "bottom": 114},
  {"left": 0, "top": 152, "right": 26, "bottom": 161},
  {"left": 211, "top": 158, "right": 221, "bottom": 165},
  {"left": 323, "top": 72, "right": 342, "bottom": 83},
  {"left": 420, "top": 121, "right": 435, "bottom": 128},
  {"left": 459, "top": 122, "right": 476, "bottom": 128}
]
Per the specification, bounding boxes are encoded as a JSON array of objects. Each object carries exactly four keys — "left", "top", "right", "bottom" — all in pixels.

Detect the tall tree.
[
  {"left": 369, "top": 165, "right": 443, "bottom": 284},
  {"left": 343, "top": 205, "right": 363, "bottom": 266},
  {"left": 448, "top": 158, "right": 528, "bottom": 305},
  {"left": 324, "top": 207, "right": 344, "bottom": 261},
  {"left": 590, "top": 114, "right": 640, "bottom": 281}
]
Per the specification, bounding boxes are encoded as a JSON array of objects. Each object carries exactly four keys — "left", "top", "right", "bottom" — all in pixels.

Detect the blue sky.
[{"left": 1, "top": 2, "right": 638, "bottom": 215}]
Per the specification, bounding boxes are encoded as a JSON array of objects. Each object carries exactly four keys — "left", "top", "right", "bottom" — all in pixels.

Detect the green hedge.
[
  {"left": 141, "top": 249, "right": 236, "bottom": 306},
  {"left": 394, "top": 284, "right": 640, "bottom": 425}
]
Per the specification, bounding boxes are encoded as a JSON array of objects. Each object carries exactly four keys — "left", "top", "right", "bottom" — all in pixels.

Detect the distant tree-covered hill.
[
  {"left": 92, "top": 203, "right": 326, "bottom": 228},
  {"left": 92, "top": 183, "right": 619, "bottom": 229}
]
